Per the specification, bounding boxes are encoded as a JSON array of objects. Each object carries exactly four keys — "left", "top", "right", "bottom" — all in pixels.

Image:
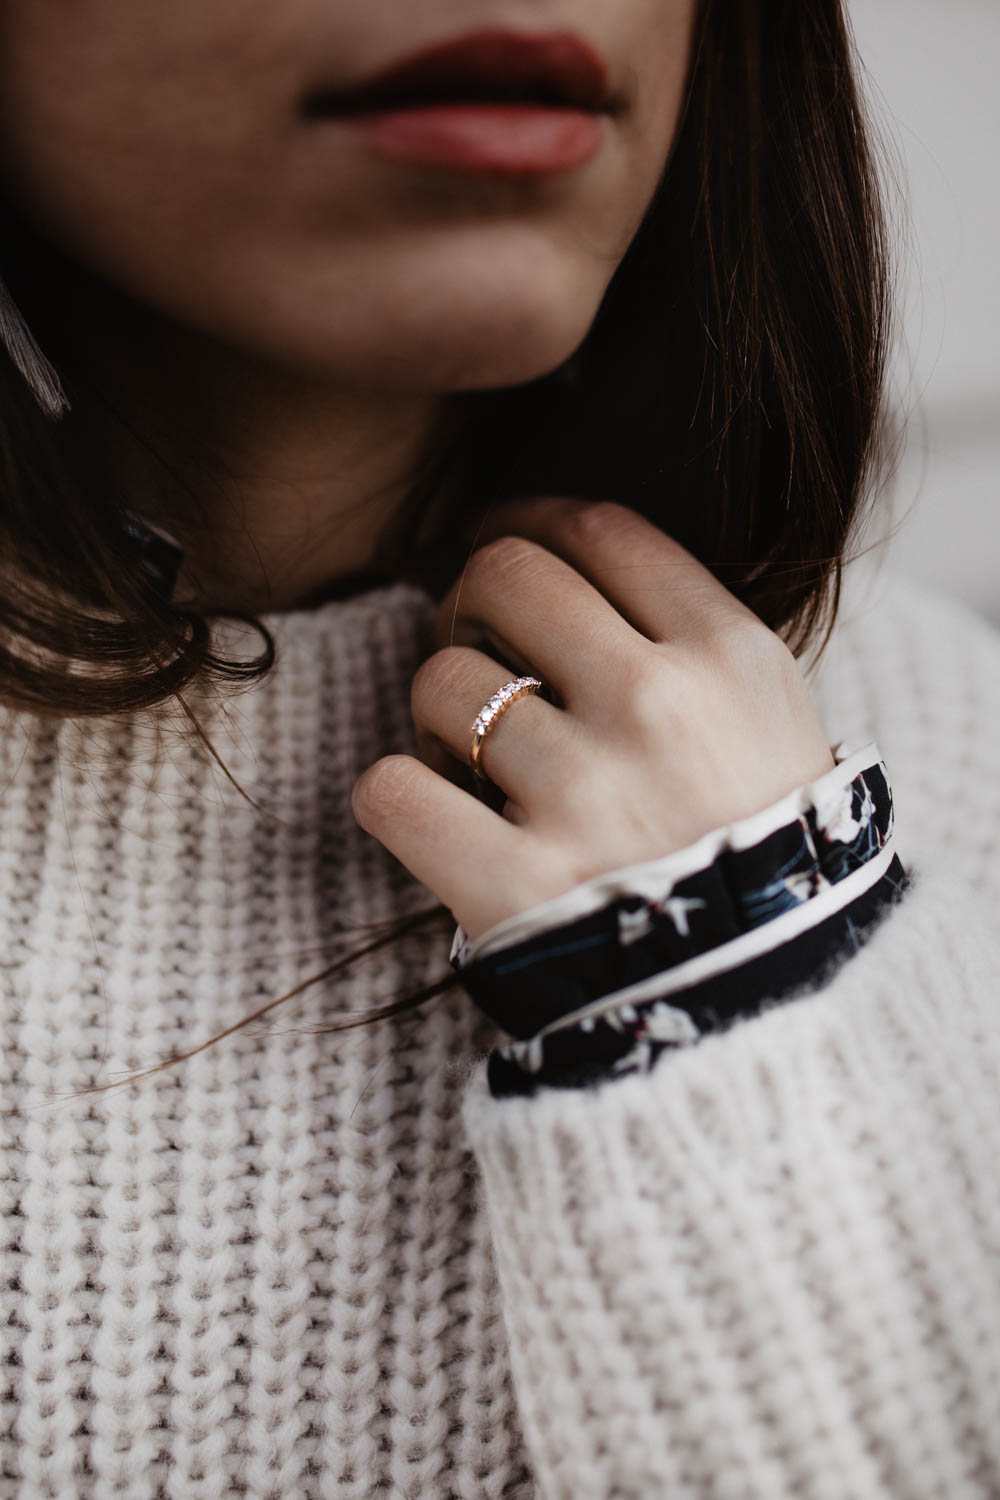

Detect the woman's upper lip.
[{"left": 302, "top": 29, "right": 618, "bottom": 118}]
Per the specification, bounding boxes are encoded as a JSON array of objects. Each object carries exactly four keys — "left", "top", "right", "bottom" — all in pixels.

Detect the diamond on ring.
[{"left": 470, "top": 675, "right": 545, "bottom": 782}]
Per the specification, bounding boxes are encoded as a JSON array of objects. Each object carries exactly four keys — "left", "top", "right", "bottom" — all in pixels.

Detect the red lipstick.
[{"left": 303, "top": 30, "right": 616, "bottom": 176}]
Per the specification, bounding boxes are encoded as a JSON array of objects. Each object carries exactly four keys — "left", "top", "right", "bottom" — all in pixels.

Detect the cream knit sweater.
[{"left": 1, "top": 554, "right": 998, "bottom": 1500}]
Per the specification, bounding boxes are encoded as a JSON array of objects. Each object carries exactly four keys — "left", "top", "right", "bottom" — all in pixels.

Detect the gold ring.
[{"left": 470, "top": 676, "right": 544, "bottom": 780}]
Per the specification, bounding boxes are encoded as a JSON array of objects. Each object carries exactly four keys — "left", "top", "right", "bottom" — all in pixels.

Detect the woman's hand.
[{"left": 351, "top": 498, "right": 836, "bottom": 943}]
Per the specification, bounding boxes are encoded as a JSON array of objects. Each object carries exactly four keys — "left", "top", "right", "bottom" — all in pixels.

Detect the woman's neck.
[{"left": 70, "top": 301, "right": 456, "bottom": 614}]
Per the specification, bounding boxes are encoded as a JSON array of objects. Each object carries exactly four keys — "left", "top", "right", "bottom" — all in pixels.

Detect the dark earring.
[{"left": 0, "top": 273, "right": 70, "bottom": 420}]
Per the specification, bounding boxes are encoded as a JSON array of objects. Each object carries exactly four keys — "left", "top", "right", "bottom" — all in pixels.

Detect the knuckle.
[
  {"left": 617, "top": 652, "right": 679, "bottom": 734},
  {"left": 410, "top": 646, "right": 480, "bottom": 716},
  {"left": 352, "top": 755, "right": 418, "bottom": 823},
  {"left": 705, "top": 607, "right": 782, "bottom": 662},
  {"left": 466, "top": 532, "right": 544, "bottom": 587},
  {"left": 738, "top": 617, "right": 797, "bottom": 675},
  {"left": 761, "top": 625, "right": 799, "bottom": 676},
  {"left": 694, "top": 614, "right": 805, "bottom": 708},
  {"left": 558, "top": 498, "right": 629, "bottom": 549},
  {"left": 612, "top": 620, "right": 801, "bottom": 744}
]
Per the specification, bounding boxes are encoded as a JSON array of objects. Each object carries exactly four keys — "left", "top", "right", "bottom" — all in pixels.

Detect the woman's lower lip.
[{"left": 345, "top": 103, "right": 605, "bottom": 175}]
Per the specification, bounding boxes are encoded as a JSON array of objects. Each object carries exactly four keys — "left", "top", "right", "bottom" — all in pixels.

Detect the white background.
[{"left": 849, "top": 0, "right": 999, "bottom": 624}]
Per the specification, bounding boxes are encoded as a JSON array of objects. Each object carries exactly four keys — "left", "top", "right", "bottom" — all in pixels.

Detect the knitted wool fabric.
[{"left": 1, "top": 557, "right": 998, "bottom": 1499}]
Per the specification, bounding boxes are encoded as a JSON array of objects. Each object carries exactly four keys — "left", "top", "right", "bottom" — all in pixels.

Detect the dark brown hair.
[{"left": 0, "top": 0, "right": 898, "bottom": 1083}]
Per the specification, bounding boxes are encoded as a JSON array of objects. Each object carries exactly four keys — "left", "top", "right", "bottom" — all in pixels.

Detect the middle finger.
[{"left": 434, "top": 534, "right": 640, "bottom": 714}]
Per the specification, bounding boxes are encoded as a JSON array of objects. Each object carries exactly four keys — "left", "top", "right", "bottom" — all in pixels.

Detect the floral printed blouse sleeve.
[
  {"left": 456, "top": 577, "right": 1000, "bottom": 1500},
  {"left": 452, "top": 739, "right": 908, "bottom": 1097}
]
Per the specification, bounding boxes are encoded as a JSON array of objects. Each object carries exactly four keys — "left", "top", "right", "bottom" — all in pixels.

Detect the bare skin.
[{"left": 0, "top": 0, "right": 836, "bottom": 942}]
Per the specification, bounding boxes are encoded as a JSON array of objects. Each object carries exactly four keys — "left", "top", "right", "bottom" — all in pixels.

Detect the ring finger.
[
  {"left": 434, "top": 535, "right": 639, "bottom": 717},
  {"left": 411, "top": 645, "right": 586, "bottom": 809}
]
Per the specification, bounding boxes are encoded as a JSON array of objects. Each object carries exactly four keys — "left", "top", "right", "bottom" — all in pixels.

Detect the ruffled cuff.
[{"left": 449, "top": 741, "right": 909, "bottom": 1098}]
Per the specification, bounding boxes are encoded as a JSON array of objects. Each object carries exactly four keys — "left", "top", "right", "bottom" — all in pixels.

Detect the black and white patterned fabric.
[{"left": 450, "top": 741, "right": 909, "bottom": 1098}]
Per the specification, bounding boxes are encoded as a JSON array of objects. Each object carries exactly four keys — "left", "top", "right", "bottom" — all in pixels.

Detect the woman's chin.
[
  {"left": 264, "top": 317, "right": 594, "bottom": 394},
  {"left": 337, "top": 302, "right": 598, "bottom": 394},
  {"left": 431, "top": 330, "right": 589, "bottom": 393},
  {"left": 246, "top": 236, "right": 607, "bottom": 393},
  {"left": 387, "top": 261, "right": 604, "bottom": 391}
]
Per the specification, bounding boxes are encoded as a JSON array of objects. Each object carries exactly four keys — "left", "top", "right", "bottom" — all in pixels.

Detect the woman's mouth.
[{"left": 301, "top": 29, "right": 619, "bottom": 176}]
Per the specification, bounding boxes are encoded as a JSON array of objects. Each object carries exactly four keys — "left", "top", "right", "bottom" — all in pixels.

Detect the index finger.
[{"left": 460, "top": 497, "right": 759, "bottom": 647}]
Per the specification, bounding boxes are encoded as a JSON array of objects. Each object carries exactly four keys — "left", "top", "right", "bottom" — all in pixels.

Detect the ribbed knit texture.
[{"left": 1, "top": 557, "right": 997, "bottom": 1498}]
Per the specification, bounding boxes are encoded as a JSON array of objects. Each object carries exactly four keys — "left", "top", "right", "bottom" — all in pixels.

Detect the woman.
[{"left": 0, "top": 0, "right": 997, "bottom": 1495}]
